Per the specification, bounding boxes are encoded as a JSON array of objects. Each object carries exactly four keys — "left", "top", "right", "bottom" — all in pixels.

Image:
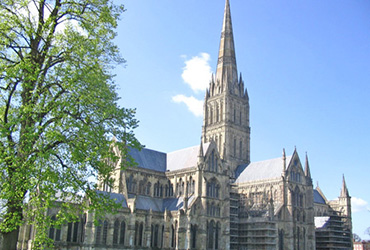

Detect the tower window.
[{"left": 239, "top": 140, "right": 242, "bottom": 158}]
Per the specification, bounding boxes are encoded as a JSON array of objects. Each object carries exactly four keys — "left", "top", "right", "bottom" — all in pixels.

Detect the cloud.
[
  {"left": 172, "top": 95, "right": 203, "bottom": 117},
  {"left": 352, "top": 197, "right": 369, "bottom": 213},
  {"left": 181, "top": 53, "right": 213, "bottom": 92}
]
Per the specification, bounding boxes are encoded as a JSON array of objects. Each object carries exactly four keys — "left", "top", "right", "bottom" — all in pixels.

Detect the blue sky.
[{"left": 113, "top": 0, "right": 370, "bottom": 239}]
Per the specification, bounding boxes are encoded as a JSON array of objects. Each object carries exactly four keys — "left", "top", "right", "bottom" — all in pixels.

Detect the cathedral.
[{"left": 18, "top": 0, "right": 352, "bottom": 249}]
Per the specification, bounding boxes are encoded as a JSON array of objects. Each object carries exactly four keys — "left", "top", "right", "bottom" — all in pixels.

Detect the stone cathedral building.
[{"left": 18, "top": 0, "right": 352, "bottom": 249}]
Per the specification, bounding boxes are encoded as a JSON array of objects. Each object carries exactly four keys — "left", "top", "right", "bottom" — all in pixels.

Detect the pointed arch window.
[
  {"left": 95, "top": 220, "right": 102, "bottom": 244},
  {"left": 233, "top": 138, "right": 236, "bottom": 157},
  {"left": 113, "top": 219, "right": 120, "bottom": 244},
  {"left": 220, "top": 103, "right": 223, "bottom": 121},
  {"left": 216, "top": 105, "right": 219, "bottom": 122},
  {"left": 102, "top": 220, "right": 108, "bottom": 244},
  {"left": 120, "top": 221, "right": 126, "bottom": 244},
  {"left": 239, "top": 140, "right": 242, "bottom": 158},
  {"left": 191, "top": 224, "right": 197, "bottom": 249},
  {"left": 48, "top": 215, "right": 61, "bottom": 241}
]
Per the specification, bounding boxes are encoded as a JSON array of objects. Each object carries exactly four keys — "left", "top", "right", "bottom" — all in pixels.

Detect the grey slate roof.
[
  {"left": 235, "top": 156, "right": 292, "bottom": 183},
  {"left": 96, "top": 191, "right": 128, "bottom": 208},
  {"left": 135, "top": 195, "right": 163, "bottom": 212},
  {"left": 167, "top": 143, "right": 210, "bottom": 171},
  {"left": 313, "top": 189, "right": 326, "bottom": 204},
  {"left": 129, "top": 147, "right": 167, "bottom": 172},
  {"left": 128, "top": 143, "right": 210, "bottom": 173}
]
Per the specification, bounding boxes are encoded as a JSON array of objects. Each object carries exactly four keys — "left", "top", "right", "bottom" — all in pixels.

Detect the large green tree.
[{"left": 0, "top": 0, "right": 139, "bottom": 249}]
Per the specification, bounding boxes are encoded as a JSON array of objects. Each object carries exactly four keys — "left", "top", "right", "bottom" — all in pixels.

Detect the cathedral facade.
[{"left": 18, "top": 1, "right": 352, "bottom": 249}]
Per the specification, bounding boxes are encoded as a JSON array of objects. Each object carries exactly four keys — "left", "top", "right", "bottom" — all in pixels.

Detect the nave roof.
[
  {"left": 235, "top": 155, "right": 292, "bottom": 183},
  {"left": 128, "top": 143, "right": 211, "bottom": 173}
]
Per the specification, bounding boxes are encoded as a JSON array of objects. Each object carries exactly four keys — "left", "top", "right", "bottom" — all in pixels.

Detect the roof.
[
  {"left": 313, "top": 189, "right": 326, "bottom": 204},
  {"left": 129, "top": 147, "right": 167, "bottom": 172},
  {"left": 128, "top": 143, "right": 210, "bottom": 173},
  {"left": 235, "top": 156, "right": 292, "bottom": 183},
  {"left": 135, "top": 195, "right": 163, "bottom": 212},
  {"left": 96, "top": 191, "right": 128, "bottom": 208},
  {"left": 166, "top": 143, "right": 210, "bottom": 171}
]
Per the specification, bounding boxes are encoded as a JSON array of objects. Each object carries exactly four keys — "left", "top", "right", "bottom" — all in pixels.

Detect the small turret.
[
  {"left": 198, "top": 139, "right": 204, "bottom": 163},
  {"left": 282, "top": 148, "right": 286, "bottom": 172}
]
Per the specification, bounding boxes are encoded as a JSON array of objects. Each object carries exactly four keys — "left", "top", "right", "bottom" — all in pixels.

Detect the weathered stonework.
[{"left": 17, "top": 1, "right": 352, "bottom": 250}]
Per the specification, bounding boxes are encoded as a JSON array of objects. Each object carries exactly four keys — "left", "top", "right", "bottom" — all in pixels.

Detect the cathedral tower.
[{"left": 202, "top": 0, "right": 250, "bottom": 176}]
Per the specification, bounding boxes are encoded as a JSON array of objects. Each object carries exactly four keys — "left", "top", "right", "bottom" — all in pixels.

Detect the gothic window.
[
  {"left": 279, "top": 229, "right": 284, "bottom": 250},
  {"left": 300, "top": 194, "right": 304, "bottom": 207},
  {"left": 169, "top": 181, "right": 174, "bottom": 196},
  {"left": 239, "top": 110, "right": 242, "bottom": 125},
  {"left": 67, "top": 222, "right": 73, "bottom": 242},
  {"left": 192, "top": 180, "right": 195, "bottom": 194},
  {"left": 134, "top": 222, "right": 139, "bottom": 246},
  {"left": 239, "top": 140, "right": 242, "bottom": 158},
  {"left": 146, "top": 182, "right": 151, "bottom": 195},
  {"left": 215, "top": 222, "right": 220, "bottom": 249},
  {"left": 191, "top": 224, "right": 197, "bottom": 249},
  {"left": 102, "top": 220, "right": 108, "bottom": 244},
  {"left": 95, "top": 220, "right": 102, "bottom": 244},
  {"left": 127, "top": 175, "right": 133, "bottom": 192},
  {"left": 233, "top": 108, "right": 236, "bottom": 122},
  {"left": 233, "top": 138, "right": 236, "bottom": 157},
  {"left": 66, "top": 221, "right": 80, "bottom": 243},
  {"left": 210, "top": 107, "right": 213, "bottom": 124},
  {"left": 113, "top": 219, "right": 119, "bottom": 244},
  {"left": 171, "top": 224, "right": 176, "bottom": 248},
  {"left": 139, "top": 180, "right": 145, "bottom": 194},
  {"left": 73, "top": 221, "right": 79, "bottom": 243},
  {"left": 165, "top": 185, "right": 169, "bottom": 197},
  {"left": 80, "top": 214, "right": 86, "bottom": 243},
  {"left": 135, "top": 222, "right": 144, "bottom": 246},
  {"left": 150, "top": 225, "right": 154, "bottom": 247},
  {"left": 220, "top": 103, "right": 223, "bottom": 121},
  {"left": 208, "top": 150, "right": 218, "bottom": 172},
  {"left": 207, "top": 220, "right": 215, "bottom": 249},
  {"left": 154, "top": 183, "right": 158, "bottom": 196},
  {"left": 48, "top": 215, "right": 61, "bottom": 241},
  {"left": 216, "top": 105, "right": 219, "bottom": 122},
  {"left": 154, "top": 181, "right": 162, "bottom": 197},
  {"left": 120, "top": 221, "right": 126, "bottom": 244},
  {"left": 219, "top": 134, "right": 222, "bottom": 153},
  {"left": 207, "top": 179, "right": 219, "bottom": 198}
]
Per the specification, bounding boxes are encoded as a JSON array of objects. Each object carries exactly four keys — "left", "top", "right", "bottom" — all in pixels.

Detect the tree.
[{"left": 0, "top": 0, "right": 139, "bottom": 249}]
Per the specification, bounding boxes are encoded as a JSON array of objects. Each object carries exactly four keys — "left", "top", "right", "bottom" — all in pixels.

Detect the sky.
[{"left": 113, "top": 0, "right": 370, "bottom": 239}]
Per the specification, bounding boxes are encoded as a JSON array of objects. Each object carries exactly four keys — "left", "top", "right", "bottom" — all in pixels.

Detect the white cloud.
[
  {"left": 352, "top": 197, "right": 369, "bottom": 213},
  {"left": 172, "top": 95, "right": 203, "bottom": 117},
  {"left": 181, "top": 53, "right": 213, "bottom": 92}
]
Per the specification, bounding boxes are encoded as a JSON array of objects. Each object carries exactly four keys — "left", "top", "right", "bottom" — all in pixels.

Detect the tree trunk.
[{"left": 1, "top": 229, "right": 19, "bottom": 250}]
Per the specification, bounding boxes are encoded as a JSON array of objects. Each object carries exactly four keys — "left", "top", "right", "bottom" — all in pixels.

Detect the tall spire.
[
  {"left": 215, "top": 0, "right": 238, "bottom": 89},
  {"left": 340, "top": 174, "right": 349, "bottom": 197}
]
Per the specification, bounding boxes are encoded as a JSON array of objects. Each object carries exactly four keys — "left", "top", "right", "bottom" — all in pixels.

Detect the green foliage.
[{"left": 0, "top": 0, "right": 140, "bottom": 248}]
